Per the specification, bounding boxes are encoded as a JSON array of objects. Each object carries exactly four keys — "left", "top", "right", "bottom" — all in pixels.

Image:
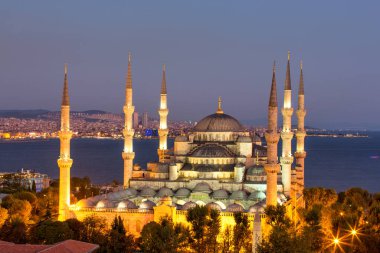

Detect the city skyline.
[{"left": 1, "top": 1, "right": 379, "bottom": 130}]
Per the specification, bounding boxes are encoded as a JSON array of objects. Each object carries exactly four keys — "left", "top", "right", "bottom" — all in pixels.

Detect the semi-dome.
[
  {"left": 139, "top": 200, "right": 156, "bottom": 210},
  {"left": 124, "top": 188, "right": 138, "bottom": 198},
  {"left": 156, "top": 187, "right": 174, "bottom": 197},
  {"left": 193, "top": 182, "right": 212, "bottom": 193},
  {"left": 190, "top": 144, "right": 235, "bottom": 158},
  {"left": 175, "top": 188, "right": 191, "bottom": 198},
  {"left": 182, "top": 201, "right": 197, "bottom": 210},
  {"left": 139, "top": 187, "right": 156, "bottom": 198},
  {"left": 206, "top": 202, "right": 223, "bottom": 211},
  {"left": 193, "top": 113, "right": 244, "bottom": 132},
  {"left": 248, "top": 202, "right": 263, "bottom": 213},
  {"left": 96, "top": 199, "right": 114, "bottom": 209},
  {"left": 117, "top": 200, "right": 137, "bottom": 209},
  {"left": 248, "top": 191, "right": 266, "bottom": 200},
  {"left": 76, "top": 198, "right": 95, "bottom": 208},
  {"left": 246, "top": 166, "right": 265, "bottom": 175},
  {"left": 226, "top": 203, "right": 245, "bottom": 213},
  {"left": 230, "top": 190, "right": 247, "bottom": 200},
  {"left": 212, "top": 189, "right": 229, "bottom": 200}
]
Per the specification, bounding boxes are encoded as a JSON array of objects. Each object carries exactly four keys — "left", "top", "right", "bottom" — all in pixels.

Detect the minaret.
[
  {"left": 280, "top": 51, "right": 294, "bottom": 196},
  {"left": 294, "top": 61, "right": 307, "bottom": 194},
  {"left": 122, "top": 53, "right": 135, "bottom": 188},
  {"left": 157, "top": 64, "right": 169, "bottom": 162},
  {"left": 264, "top": 62, "right": 281, "bottom": 207},
  {"left": 57, "top": 64, "right": 73, "bottom": 221}
]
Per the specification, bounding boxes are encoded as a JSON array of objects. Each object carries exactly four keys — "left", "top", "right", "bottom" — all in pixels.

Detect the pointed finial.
[
  {"left": 216, "top": 96, "right": 224, "bottom": 114},
  {"left": 285, "top": 52, "right": 291, "bottom": 90},
  {"left": 161, "top": 64, "right": 167, "bottom": 94},
  {"left": 273, "top": 61, "right": 276, "bottom": 73},
  {"left": 299, "top": 60, "right": 304, "bottom": 96},
  {"left": 62, "top": 64, "right": 69, "bottom": 106},
  {"left": 269, "top": 62, "right": 278, "bottom": 107},
  {"left": 126, "top": 53, "right": 132, "bottom": 89}
]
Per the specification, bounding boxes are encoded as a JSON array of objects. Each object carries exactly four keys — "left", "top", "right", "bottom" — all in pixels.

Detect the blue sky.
[{"left": 0, "top": 1, "right": 379, "bottom": 129}]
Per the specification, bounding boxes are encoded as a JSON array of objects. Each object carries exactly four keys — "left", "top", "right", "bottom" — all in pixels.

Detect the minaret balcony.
[
  {"left": 122, "top": 151, "right": 135, "bottom": 160},
  {"left": 294, "top": 151, "right": 307, "bottom": 159},
  {"left": 281, "top": 107, "right": 294, "bottom": 116},
  {"left": 280, "top": 131, "right": 294, "bottom": 140},
  {"left": 123, "top": 105, "right": 135, "bottom": 114},
  {"left": 280, "top": 156, "right": 294, "bottom": 165},
  {"left": 158, "top": 109, "right": 169, "bottom": 117},
  {"left": 264, "top": 163, "right": 280, "bottom": 174},
  {"left": 296, "top": 109, "right": 306, "bottom": 118},
  {"left": 264, "top": 132, "right": 280, "bottom": 144},
  {"left": 59, "top": 131, "right": 73, "bottom": 140},
  {"left": 123, "top": 129, "right": 135, "bottom": 137},
  {"left": 158, "top": 129, "right": 169, "bottom": 136},
  {"left": 295, "top": 131, "right": 306, "bottom": 138},
  {"left": 57, "top": 158, "right": 73, "bottom": 169}
]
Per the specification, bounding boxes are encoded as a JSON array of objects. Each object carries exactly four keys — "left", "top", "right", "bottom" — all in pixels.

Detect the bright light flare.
[
  {"left": 333, "top": 238, "right": 340, "bottom": 245},
  {"left": 351, "top": 229, "right": 357, "bottom": 236}
]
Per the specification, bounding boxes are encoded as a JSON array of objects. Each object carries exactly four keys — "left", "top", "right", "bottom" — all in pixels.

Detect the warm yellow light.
[
  {"left": 339, "top": 212, "right": 344, "bottom": 216},
  {"left": 333, "top": 238, "right": 340, "bottom": 245},
  {"left": 351, "top": 229, "right": 357, "bottom": 235}
]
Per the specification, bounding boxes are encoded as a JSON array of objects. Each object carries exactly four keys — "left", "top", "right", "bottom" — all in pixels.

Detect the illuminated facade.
[{"left": 60, "top": 54, "right": 307, "bottom": 239}]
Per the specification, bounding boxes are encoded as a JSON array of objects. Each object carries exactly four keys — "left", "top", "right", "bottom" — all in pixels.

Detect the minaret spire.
[
  {"left": 281, "top": 52, "right": 294, "bottom": 196},
  {"left": 161, "top": 64, "right": 167, "bottom": 94},
  {"left": 264, "top": 62, "right": 281, "bottom": 207},
  {"left": 122, "top": 52, "right": 135, "bottom": 188},
  {"left": 158, "top": 64, "right": 169, "bottom": 162},
  {"left": 58, "top": 64, "right": 73, "bottom": 221},
  {"left": 269, "top": 62, "right": 277, "bottom": 107},
  {"left": 62, "top": 64, "right": 69, "bottom": 106}
]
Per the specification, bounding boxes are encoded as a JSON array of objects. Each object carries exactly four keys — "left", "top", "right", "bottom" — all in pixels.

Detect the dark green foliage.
[
  {"left": 65, "top": 218, "right": 85, "bottom": 240},
  {"left": 107, "top": 216, "right": 136, "bottom": 253},
  {"left": 232, "top": 212, "right": 252, "bottom": 252},
  {"left": 30, "top": 220, "right": 73, "bottom": 244},
  {"left": 0, "top": 217, "right": 28, "bottom": 243},
  {"left": 186, "top": 205, "right": 221, "bottom": 253},
  {"left": 32, "top": 180, "right": 36, "bottom": 193},
  {"left": 140, "top": 218, "right": 190, "bottom": 253}
]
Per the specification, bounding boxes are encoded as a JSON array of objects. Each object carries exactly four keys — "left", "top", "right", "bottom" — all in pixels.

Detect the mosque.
[{"left": 57, "top": 52, "right": 307, "bottom": 240}]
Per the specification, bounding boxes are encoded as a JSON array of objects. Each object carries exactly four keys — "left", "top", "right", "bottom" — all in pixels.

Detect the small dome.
[
  {"left": 175, "top": 188, "right": 191, "bottom": 198},
  {"left": 230, "top": 190, "right": 247, "bottom": 200},
  {"left": 96, "top": 199, "right": 114, "bottom": 209},
  {"left": 206, "top": 202, "right": 222, "bottom": 211},
  {"left": 248, "top": 202, "right": 264, "bottom": 213},
  {"left": 237, "top": 136, "right": 252, "bottom": 143},
  {"left": 194, "top": 113, "right": 244, "bottom": 132},
  {"left": 226, "top": 203, "right": 245, "bottom": 213},
  {"left": 246, "top": 166, "right": 265, "bottom": 175},
  {"left": 124, "top": 188, "right": 138, "bottom": 198},
  {"left": 156, "top": 187, "right": 174, "bottom": 198},
  {"left": 193, "top": 182, "right": 212, "bottom": 193},
  {"left": 107, "top": 191, "right": 124, "bottom": 200},
  {"left": 117, "top": 200, "right": 137, "bottom": 209},
  {"left": 139, "top": 187, "right": 156, "bottom": 198},
  {"left": 175, "top": 136, "right": 188, "bottom": 142},
  {"left": 139, "top": 200, "right": 156, "bottom": 210},
  {"left": 249, "top": 191, "right": 266, "bottom": 200},
  {"left": 212, "top": 189, "right": 229, "bottom": 200},
  {"left": 182, "top": 201, "right": 197, "bottom": 210},
  {"left": 76, "top": 198, "right": 94, "bottom": 208}
]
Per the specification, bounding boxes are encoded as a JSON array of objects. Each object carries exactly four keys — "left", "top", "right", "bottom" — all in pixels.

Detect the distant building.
[
  {"left": 0, "top": 169, "right": 50, "bottom": 192},
  {"left": 142, "top": 112, "right": 148, "bottom": 128},
  {"left": 133, "top": 112, "right": 139, "bottom": 129}
]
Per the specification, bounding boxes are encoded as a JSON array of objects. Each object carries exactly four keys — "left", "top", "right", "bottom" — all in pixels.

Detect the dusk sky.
[{"left": 0, "top": 1, "right": 379, "bottom": 129}]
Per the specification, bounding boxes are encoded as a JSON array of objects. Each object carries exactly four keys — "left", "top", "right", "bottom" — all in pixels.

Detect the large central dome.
[{"left": 194, "top": 113, "right": 244, "bottom": 132}]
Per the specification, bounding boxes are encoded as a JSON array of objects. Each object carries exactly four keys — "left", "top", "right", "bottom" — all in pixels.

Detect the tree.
[
  {"left": 0, "top": 217, "right": 28, "bottom": 243},
  {"left": 0, "top": 207, "right": 9, "bottom": 228},
  {"left": 232, "top": 212, "right": 252, "bottom": 252},
  {"left": 32, "top": 180, "right": 37, "bottom": 193},
  {"left": 257, "top": 205, "right": 309, "bottom": 253},
  {"left": 8, "top": 199, "right": 32, "bottom": 222},
  {"left": 205, "top": 208, "right": 221, "bottom": 253},
  {"left": 65, "top": 218, "right": 85, "bottom": 241},
  {"left": 140, "top": 218, "right": 190, "bottom": 253},
  {"left": 107, "top": 216, "right": 136, "bottom": 253},
  {"left": 81, "top": 214, "right": 108, "bottom": 252},
  {"left": 220, "top": 226, "right": 233, "bottom": 253},
  {"left": 30, "top": 220, "right": 73, "bottom": 244},
  {"left": 186, "top": 205, "right": 210, "bottom": 252}
]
